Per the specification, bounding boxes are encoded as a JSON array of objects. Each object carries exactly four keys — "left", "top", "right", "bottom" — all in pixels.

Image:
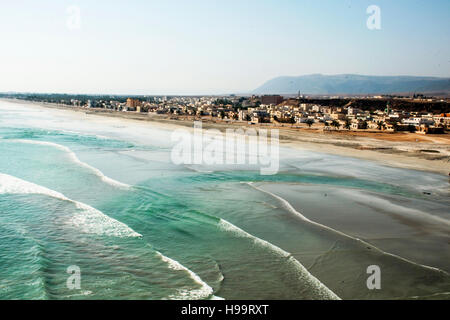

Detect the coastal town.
[{"left": 35, "top": 94, "right": 450, "bottom": 135}]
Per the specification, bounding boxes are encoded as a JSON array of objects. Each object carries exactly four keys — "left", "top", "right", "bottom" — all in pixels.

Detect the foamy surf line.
[
  {"left": 9, "top": 139, "right": 131, "bottom": 189},
  {"left": 58, "top": 129, "right": 113, "bottom": 141},
  {"left": 155, "top": 251, "right": 223, "bottom": 300},
  {"left": 217, "top": 218, "right": 340, "bottom": 300},
  {"left": 0, "top": 173, "right": 141, "bottom": 238},
  {"left": 245, "top": 182, "right": 450, "bottom": 274}
]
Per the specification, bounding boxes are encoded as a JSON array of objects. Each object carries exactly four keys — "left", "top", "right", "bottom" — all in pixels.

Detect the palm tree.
[
  {"left": 344, "top": 119, "right": 351, "bottom": 130},
  {"left": 331, "top": 120, "right": 340, "bottom": 130},
  {"left": 305, "top": 119, "right": 314, "bottom": 128}
]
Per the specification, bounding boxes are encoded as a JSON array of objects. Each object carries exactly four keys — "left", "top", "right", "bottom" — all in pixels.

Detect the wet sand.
[
  {"left": 3, "top": 98, "right": 450, "bottom": 176},
  {"left": 257, "top": 182, "right": 450, "bottom": 273}
]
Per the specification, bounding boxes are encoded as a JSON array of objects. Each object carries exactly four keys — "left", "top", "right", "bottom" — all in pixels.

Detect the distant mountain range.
[{"left": 253, "top": 74, "right": 450, "bottom": 95}]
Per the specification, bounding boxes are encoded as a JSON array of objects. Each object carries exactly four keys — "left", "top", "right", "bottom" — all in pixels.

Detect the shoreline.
[
  {"left": 254, "top": 182, "right": 450, "bottom": 273},
  {"left": 2, "top": 98, "right": 450, "bottom": 176}
]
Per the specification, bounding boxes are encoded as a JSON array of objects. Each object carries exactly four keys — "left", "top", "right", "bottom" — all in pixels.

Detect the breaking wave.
[
  {"left": 217, "top": 218, "right": 340, "bottom": 300},
  {"left": 10, "top": 139, "right": 131, "bottom": 189},
  {"left": 0, "top": 173, "right": 141, "bottom": 238},
  {"left": 155, "top": 251, "right": 222, "bottom": 300}
]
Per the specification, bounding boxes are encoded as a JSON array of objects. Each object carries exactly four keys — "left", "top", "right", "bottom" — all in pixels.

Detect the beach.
[
  {"left": 0, "top": 99, "right": 449, "bottom": 300},
  {"left": 5, "top": 98, "right": 449, "bottom": 175}
]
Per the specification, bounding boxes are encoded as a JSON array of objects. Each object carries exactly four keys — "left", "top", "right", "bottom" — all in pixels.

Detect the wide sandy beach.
[{"left": 5, "top": 98, "right": 449, "bottom": 176}]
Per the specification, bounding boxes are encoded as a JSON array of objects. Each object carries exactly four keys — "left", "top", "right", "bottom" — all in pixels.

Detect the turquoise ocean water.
[{"left": 0, "top": 101, "right": 449, "bottom": 300}]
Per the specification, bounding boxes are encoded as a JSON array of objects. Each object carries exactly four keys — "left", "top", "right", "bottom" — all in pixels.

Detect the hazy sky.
[{"left": 1, "top": 0, "right": 449, "bottom": 94}]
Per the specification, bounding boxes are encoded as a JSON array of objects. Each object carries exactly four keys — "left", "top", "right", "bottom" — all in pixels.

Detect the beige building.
[{"left": 126, "top": 98, "right": 142, "bottom": 109}]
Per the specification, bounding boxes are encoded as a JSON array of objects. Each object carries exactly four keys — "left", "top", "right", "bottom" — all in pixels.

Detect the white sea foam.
[
  {"left": 217, "top": 218, "right": 340, "bottom": 300},
  {"left": 185, "top": 166, "right": 214, "bottom": 174},
  {"left": 64, "top": 290, "right": 93, "bottom": 298},
  {"left": 246, "top": 182, "right": 313, "bottom": 222},
  {"left": 0, "top": 173, "right": 141, "bottom": 238},
  {"left": 155, "top": 251, "right": 223, "bottom": 300},
  {"left": 10, "top": 139, "right": 131, "bottom": 189},
  {"left": 58, "top": 129, "right": 112, "bottom": 140},
  {"left": 246, "top": 182, "right": 449, "bottom": 274}
]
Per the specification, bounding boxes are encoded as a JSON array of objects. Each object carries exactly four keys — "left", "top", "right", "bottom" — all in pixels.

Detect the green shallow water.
[{"left": 0, "top": 101, "right": 449, "bottom": 300}]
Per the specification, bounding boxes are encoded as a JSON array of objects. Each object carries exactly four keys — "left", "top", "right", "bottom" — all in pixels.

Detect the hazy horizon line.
[{"left": 1, "top": 73, "right": 449, "bottom": 97}]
